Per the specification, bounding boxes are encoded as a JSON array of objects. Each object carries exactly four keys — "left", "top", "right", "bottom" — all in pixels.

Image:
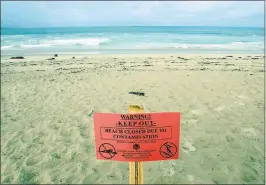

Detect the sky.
[{"left": 1, "top": 1, "right": 264, "bottom": 28}]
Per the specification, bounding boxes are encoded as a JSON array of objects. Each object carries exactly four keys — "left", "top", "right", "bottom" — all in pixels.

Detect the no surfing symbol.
[
  {"left": 159, "top": 142, "right": 177, "bottom": 158},
  {"left": 93, "top": 112, "right": 180, "bottom": 162}
]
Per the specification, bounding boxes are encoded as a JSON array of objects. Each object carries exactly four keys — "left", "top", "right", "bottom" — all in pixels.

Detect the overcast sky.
[{"left": 1, "top": 1, "right": 264, "bottom": 28}]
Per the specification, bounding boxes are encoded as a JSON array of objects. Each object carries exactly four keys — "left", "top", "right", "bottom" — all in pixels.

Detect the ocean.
[{"left": 1, "top": 26, "right": 264, "bottom": 55}]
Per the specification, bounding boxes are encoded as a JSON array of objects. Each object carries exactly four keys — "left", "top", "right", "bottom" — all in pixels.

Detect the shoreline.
[{"left": 1, "top": 53, "right": 264, "bottom": 62}]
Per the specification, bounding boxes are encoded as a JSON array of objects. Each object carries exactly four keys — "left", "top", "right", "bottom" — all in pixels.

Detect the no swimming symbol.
[
  {"left": 99, "top": 143, "right": 117, "bottom": 159},
  {"left": 159, "top": 142, "right": 177, "bottom": 158}
]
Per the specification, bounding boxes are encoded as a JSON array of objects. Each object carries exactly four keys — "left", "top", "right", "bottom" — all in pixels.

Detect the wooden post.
[{"left": 128, "top": 105, "right": 144, "bottom": 185}]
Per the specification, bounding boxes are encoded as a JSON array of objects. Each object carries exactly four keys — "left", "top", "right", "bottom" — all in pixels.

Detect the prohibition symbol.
[
  {"left": 99, "top": 143, "right": 117, "bottom": 159},
  {"left": 159, "top": 142, "right": 177, "bottom": 158}
]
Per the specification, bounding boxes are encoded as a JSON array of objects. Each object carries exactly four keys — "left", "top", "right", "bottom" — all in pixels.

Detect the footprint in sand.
[
  {"left": 181, "top": 139, "right": 196, "bottom": 153},
  {"left": 163, "top": 166, "right": 175, "bottom": 176},
  {"left": 241, "top": 128, "right": 257, "bottom": 140},
  {"left": 187, "top": 175, "right": 194, "bottom": 182},
  {"left": 191, "top": 110, "right": 202, "bottom": 115},
  {"left": 237, "top": 102, "right": 246, "bottom": 106},
  {"left": 185, "top": 119, "right": 198, "bottom": 126},
  {"left": 25, "top": 153, "right": 46, "bottom": 166},
  {"left": 161, "top": 162, "right": 179, "bottom": 177},
  {"left": 214, "top": 106, "right": 225, "bottom": 112},
  {"left": 238, "top": 95, "right": 247, "bottom": 100}
]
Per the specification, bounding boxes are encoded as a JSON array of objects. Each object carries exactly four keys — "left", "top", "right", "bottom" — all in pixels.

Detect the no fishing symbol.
[
  {"left": 99, "top": 143, "right": 117, "bottom": 159},
  {"left": 159, "top": 142, "right": 177, "bottom": 158}
]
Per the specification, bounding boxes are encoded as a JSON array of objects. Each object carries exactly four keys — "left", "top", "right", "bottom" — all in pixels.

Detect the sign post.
[
  {"left": 93, "top": 105, "right": 180, "bottom": 184},
  {"left": 128, "top": 105, "right": 144, "bottom": 184}
]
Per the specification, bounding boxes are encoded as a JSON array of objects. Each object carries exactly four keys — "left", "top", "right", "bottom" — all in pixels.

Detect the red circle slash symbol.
[
  {"left": 99, "top": 143, "right": 117, "bottom": 159},
  {"left": 159, "top": 142, "right": 177, "bottom": 158}
]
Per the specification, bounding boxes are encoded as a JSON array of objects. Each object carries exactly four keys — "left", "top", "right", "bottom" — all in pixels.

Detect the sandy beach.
[{"left": 1, "top": 54, "right": 264, "bottom": 184}]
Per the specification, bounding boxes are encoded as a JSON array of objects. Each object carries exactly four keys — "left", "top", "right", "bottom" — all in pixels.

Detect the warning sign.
[{"left": 93, "top": 112, "right": 180, "bottom": 162}]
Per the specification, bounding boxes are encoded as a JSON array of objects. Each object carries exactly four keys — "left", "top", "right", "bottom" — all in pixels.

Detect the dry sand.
[{"left": 1, "top": 54, "right": 265, "bottom": 184}]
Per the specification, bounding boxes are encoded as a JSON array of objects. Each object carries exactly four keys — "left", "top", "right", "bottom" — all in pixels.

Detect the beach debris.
[
  {"left": 256, "top": 101, "right": 263, "bottom": 108},
  {"left": 70, "top": 69, "right": 85, "bottom": 73},
  {"left": 10, "top": 56, "right": 24, "bottom": 59},
  {"left": 119, "top": 61, "right": 126, "bottom": 65},
  {"left": 88, "top": 110, "right": 94, "bottom": 117},
  {"left": 250, "top": 156, "right": 255, "bottom": 161},
  {"left": 72, "top": 57, "right": 75, "bottom": 59},
  {"left": 226, "top": 56, "right": 233, "bottom": 58},
  {"left": 54, "top": 54, "right": 58, "bottom": 57},
  {"left": 177, "top": 56, "right": 189, "bottom": 61},
  {"left": 241, "top": 128, "right": 257, "bottom": 140},
  {"left": 128, "top": 91, "right": 145, "bottom": 96},
  {"left": 232, "top": 68, "right": 241, "bottom": 71},
  {"left": 181, "top": 139, "right": 196, "bottom": 153},
  {"left": 251, "top": 57, "right": 259, "bottom": 60},
  {"left": 47, "top": 58, "right": 55, "bottom": 60}
]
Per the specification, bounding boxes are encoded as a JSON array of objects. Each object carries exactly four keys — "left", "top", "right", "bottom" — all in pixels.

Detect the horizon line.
[{"left": 1, "top": 25, "right": 264, "bottom": 29}]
